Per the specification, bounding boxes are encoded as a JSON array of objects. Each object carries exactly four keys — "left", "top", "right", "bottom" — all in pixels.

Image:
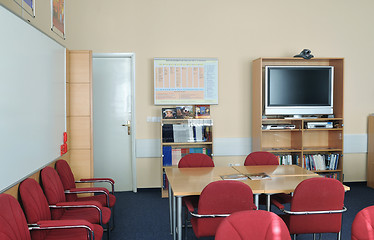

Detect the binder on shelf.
[
  {"left": 162, "top": 124, "right": 174, "bottom": 143},
  {"left": 162, "top": 146, "right": 172, "bottom": 166}
]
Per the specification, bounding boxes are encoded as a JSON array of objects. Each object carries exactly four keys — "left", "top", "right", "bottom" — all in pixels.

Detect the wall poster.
[
  {"left": 154, "top": 58, "right": 218, "bottom": 105},
  {"left": 51, "top": 0, "right": 65, "bottom": 39},
  {"left": 13, "top": 0, "right": 35, "bottom": 17}
]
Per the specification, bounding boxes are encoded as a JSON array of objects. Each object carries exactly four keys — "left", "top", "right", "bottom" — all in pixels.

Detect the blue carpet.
[{"left": 108, "top": 182, "right": 374, "bottom": 240}]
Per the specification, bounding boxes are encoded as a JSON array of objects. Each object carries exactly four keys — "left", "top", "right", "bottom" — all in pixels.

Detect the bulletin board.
[{"left": 154, "top": 58, "right": 218, "bottom": 105}]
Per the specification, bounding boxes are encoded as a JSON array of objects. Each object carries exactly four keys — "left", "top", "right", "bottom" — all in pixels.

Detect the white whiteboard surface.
[
  {"left": 0, "top": 5, "right": 66, "bottom": 192},
  {"left": 154, "top": 58, "right": 218, "bottom": 105}
]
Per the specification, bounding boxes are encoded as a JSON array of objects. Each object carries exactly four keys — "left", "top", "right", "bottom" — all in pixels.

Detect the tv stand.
[{"left": 252, "top": 57, "right": 344, "bottom": 181}]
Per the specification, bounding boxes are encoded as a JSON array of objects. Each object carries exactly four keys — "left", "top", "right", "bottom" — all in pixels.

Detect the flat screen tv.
[{"left": 264, "top": 66, "right": 334, "bottom": 117}]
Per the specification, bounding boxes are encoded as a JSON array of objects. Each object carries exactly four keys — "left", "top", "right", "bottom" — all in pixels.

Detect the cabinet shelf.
[{"left": 162, "top": 142, "right": 213, "bottom": 146}]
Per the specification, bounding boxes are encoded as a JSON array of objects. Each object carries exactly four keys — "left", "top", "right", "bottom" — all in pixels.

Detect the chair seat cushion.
[
  {"left": 58, "top": 207, "right": 111, "bottom": 225},
  {"left": 44, "top": 224, "right": 103, "bottom": 240},
  {"left": 74, "top": 193, "right": 116, "bottom": 208}
]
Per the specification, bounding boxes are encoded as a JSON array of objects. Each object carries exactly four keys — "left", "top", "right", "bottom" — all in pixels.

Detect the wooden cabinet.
[
  {"left": 367, "top": 115, "right": 374, "bottom": 188},
  {"left": 160, "top": 117, "right": 213, "bottom": 197},
  {"left": 252, "top": 58, "right": 344, "bottom": 181}
]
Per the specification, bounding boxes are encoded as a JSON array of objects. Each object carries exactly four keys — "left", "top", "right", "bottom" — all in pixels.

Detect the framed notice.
[
  {"left": 51, "top": 0, "right": 65, "bottom": 39},
  {"left": 154, "top": 58, "right": 218, "bottom": 105}
]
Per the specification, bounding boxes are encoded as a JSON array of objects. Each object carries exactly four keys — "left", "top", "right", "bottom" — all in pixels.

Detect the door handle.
[{"left": 122, "top": 120, "right": 131, "bottom": 135}]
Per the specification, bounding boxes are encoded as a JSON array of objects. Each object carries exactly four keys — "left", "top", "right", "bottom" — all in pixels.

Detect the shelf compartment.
[
  {"left": 261, "top": 131, "right": 302, "bottom": 150},
  {"left": 303, "top": 130, "right": 343, "bottom": 150}
]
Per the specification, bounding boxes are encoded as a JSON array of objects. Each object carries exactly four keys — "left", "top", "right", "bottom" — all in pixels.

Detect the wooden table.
[{"left": 165, "top": 165, "right": 348, "bottom": 240}]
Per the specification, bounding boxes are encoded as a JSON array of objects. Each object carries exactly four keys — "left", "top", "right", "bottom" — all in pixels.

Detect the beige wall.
[{"left": 2, "top": 0, "right": 374, "bottom": 183}]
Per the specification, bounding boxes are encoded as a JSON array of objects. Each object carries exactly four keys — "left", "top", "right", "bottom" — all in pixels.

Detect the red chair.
[
  {"left": 0, "top": 193, "right": 101, "bottom": 240},
  {"left": 40, "top": 166, "right": 112, "bottom": 239},
  {"left": 215, "top": 210, "right": 291, "bottom": 240},
  {"left": 184, "top": 180, "right": 257, "bottom": 238},
  {"left": 55, "top": 159, "right": 116, "bottom": 207},
  {"left": 244, "top": 151, "right": 291, "bottom": 211},
  {"left": 352, "top": 205, "right": 374, "bottom": 240},
  {"left": 178, "top": 153, "right": 214, "bottom": 168},
  {"left": 272, "top": 177, "right": 347, "bottom": 240},
  {"left": 244, "top": 151, "right": 279, "bottom": 166},
  {"left": 55, "top": 159, "right": 116, "bottom": 228}
]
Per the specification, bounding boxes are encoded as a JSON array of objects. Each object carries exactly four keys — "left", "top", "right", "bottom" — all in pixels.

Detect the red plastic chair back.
[
  {"left": 19, "top": 178, "right": 52, "bottom": 240},
  {"left": 215, "top": 210, "right": 291, "bottom": 240},
  {"left": 352, "top": 205, "right": 374, "bottom": 240},
  {"left": 178, "top": 153, "right": 214, "bottom": 168},
  {"left": 41, "top": 166, "right": 68, "bottom": 219},
  {"left": 288, "top": 177, "right": 345, "bottom": 234},
  {"left": 0, "top": 194, "right": 31, "bottom": 240},
  {"left": 56, "top": 159, "right": 78, "bottom": 202},
  {"left": 244, "top": 151, "right": 279, "bottom": 166},
  {"left": 192, "top": 180, "right": 256, "bottom": 238}
]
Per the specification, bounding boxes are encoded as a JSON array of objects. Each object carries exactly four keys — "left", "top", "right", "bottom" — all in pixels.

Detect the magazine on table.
[
  {"left": 220, "top": 174, "right": 248, "bottom": 181},
  {"left": 246, "top": 172, "right": 271, "bottom": 180}
]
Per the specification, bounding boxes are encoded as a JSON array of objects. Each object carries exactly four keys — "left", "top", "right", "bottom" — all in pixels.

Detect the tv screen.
[{"left": 265, "top": 66, "right": 334, "bottom": 116}]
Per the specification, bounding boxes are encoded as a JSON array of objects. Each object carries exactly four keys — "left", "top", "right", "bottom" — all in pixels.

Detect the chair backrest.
[
  {"left": 215, "top": 210, "right": 291, "bottom": 240},
  {"left": 352, "top": 205, "right": 374, "bottom": 240},
  {"left": 0, "top": 194, "right": 31, "bottom": 240},
  {"left": 55, "top": 159, "right": 78, "bottom": 202},
  {"left": 194, "top": 180, "right": 256, "bottom": 237},
  {"left": 244, "top": 151, "right": 279, "bottom": 166},
  {"left": 19, "top": 178, "right": 52, "bottom": 240},
  {"left": 288, "top": 177, "right": 345, "bottom": 234},
  {"left": 178, "top": 153, "right": 214, "bottom": 168},
  {"left": 40, "top": 166, "right": 68, "bottom": 220}
]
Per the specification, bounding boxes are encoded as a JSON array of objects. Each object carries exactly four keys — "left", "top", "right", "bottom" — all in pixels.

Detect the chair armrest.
[
  {"left": 184, "top": 198, "right": 230, "bottom": 218},
  {"left": 282, "top": 206, "right": 347, "bottom": 215},
  {"left": 67, "top": 187, "right": 109, "bottom": 195},
  {"left": 50, "top": 201, "right": 104, "bottom": 225},
  {"left": 80, "top": 178, "right": 115, "bottom": 184},
  {"left": 28, "top": 220, "right": 96, "bottom": 240},
  {"left": 77, "top": 178, "right": 115, "bottom": 194},
  {"left": 65, "top": 188, "right": 110, "bottom": 207},
  {"left": 271, "top": 198, "right": 285, "bottom": 211},
  {"left": 184, "top": 198, "right": 195, "bottom": 213},
  {"left": 189, "top": 212, "right": 231, "bottom": 218}
]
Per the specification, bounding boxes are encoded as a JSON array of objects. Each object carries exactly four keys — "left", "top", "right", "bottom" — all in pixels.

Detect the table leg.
[
  {"left": 173, "top": 194, "right": 176, "bottom": 240},
  {"left": 168, "top": 186, "right": 172, "bottom": 235},
  {"left": 254, "top": 194, "right": 259, "bottom": 209},
  {"left": 177, "top": 196, "right": 182, "bottom": 240}
]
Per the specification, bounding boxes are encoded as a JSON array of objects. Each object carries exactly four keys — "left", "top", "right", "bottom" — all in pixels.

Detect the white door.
[{"left": 92, "top": 53, "right": 136, "bottom": 192}]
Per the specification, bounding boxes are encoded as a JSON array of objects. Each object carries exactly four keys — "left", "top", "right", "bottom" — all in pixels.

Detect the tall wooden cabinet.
[
  {"left": 367, "top": 115, "right": 374, "bottom": 188},
  {"left": 252, "top": 58, "right": 344, "bottom": 181},
  {"left": 66, "top": 50, "right": 94, "bottom": 185}
]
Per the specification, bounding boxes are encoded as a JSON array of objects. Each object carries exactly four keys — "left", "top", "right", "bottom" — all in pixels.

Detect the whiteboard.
[
  {"left": 154, "top": 58, "right": 218, "bottom": 105},
  {"left": 0, "top": 5, "right": 66, "bottom": 192}
]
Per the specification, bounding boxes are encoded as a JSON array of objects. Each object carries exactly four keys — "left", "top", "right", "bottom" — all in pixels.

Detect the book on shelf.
[
  {"left": 162, "top": 146, "right": 172, "bottom": 166},
  {"left": 246, "top": 172, "right": 271, "bottom": 180},
  {"left": 162, "top": 119, "right": 213, "bottom": 143},
  {"left": 162, "top": 147, "right": 212, "bottom": 167},
  {"left": 221, "top": 174, "right": 248, "bottom": 181},
  {"left": 176, "top": 106, "right": 194, "bottom": 119},
  {"left": 275, "top": 154, "right": 300, "bottom": 166},
  {"left": 195, "top": 105, "right": 210, "bottom": 118},
  {"left": 162, "top": 108, "right": 177, "bottom": 119},
  {"left": 303, "top": 153, "right": 340, "bottom": 171}
]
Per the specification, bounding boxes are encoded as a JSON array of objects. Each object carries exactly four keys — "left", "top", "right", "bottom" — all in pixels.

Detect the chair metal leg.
[
  {"left": 313, "top": 233, "right": 316, "bottom": 240},
  {"left": 293, "top": 234, "right": 297, "bottom": 240},
  {"left": 337, "top": 231, "right": 341, "bottom": 240}
]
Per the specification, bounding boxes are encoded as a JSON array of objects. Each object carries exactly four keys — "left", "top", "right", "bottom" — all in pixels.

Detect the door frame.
[{"left": 92, "top": 53, "right": 137, "bottom": 192}]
